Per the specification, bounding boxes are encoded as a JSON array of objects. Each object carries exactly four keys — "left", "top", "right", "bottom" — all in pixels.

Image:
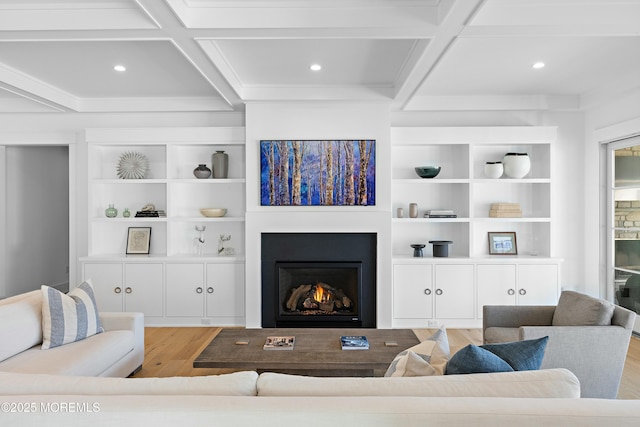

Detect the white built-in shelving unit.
[
  {"left": 390, "top": 127, "right": 562, "bottom": 328},
  {"left": 80, "top": 127, "right": 246, "bottom": 326}
]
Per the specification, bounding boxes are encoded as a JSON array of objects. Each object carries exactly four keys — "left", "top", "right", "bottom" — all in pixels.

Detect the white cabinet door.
[
  {"left": 393, "top": 264, "right": 433, "bottom": 319},
  {"left": 206, "top": 263, "right": 245, "bottom": 318},
  {"left": 166, "top": 263, "right": 205, "bottom": 317},
  {"left": 434, "top": 264, "right": 474, "bottom": 319},
  {"left": 477, "top": 264, "right": 517, "bottom": 318},
  {"left": 517, "top": 264, "right": 559, "bottom": 305},
  {"left": 83, "top": 263, "right": 123, "bottom": 312},
  {"left": 124, "top": 263, "right": 164, "bottom": 316}
]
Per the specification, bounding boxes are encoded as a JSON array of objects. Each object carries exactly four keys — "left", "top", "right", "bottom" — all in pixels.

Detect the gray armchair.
[{"left": 483, "top": 291, "right": 636, "bottom": 399}]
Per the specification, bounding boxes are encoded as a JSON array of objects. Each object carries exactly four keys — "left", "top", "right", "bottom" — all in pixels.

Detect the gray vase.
[{"left": 212, "top": 151, "right": 229, "bottom": 179}]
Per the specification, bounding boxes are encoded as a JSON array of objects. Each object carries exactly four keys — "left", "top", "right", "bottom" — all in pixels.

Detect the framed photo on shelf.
[
  {"left": 126, "top": 227, "right": 151, "bottom": 254},
  {"left": 488, "top": 232, "right": 517, "bottom": 255}
]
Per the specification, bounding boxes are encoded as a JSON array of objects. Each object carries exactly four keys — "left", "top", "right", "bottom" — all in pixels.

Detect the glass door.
[{"left": 608, "top": 136, "right": 640, "bottom": 334}]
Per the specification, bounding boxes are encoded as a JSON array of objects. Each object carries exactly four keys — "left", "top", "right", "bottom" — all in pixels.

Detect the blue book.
[{"left": 341, "top": 335, "right": 369, "bottom": 350}]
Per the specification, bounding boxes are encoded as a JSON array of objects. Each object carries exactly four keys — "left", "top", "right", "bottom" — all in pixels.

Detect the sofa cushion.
[
  {"left": 483, "top": 327, "right": 520, "bottom": 344},
  {"left": 445, "top": 337, "right": 548, "bottom": 375},
  {"left": 0, "top": 291, "right": 42, "bottom": 363},
  {"left": 256, "top": 369, "right": 580, "bottom": 398},
  {"left": 0, "top": 330, "right": 134, "bottom": 376},
  {"left": 385, "top": 326, "right": 449, "bottom": 377},
  {"left": 41, "top": 281, "right": 104, "bottom": 350},
  {"left": 552, "top": 290, "right": 615, "bottom": 326},
  {"left": 0, "top": 371, "right": 259, "bottom": 396}
]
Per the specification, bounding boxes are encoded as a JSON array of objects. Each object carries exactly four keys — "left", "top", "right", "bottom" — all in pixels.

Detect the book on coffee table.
[
  {"left": 263, "top": 336, "right": 295, "bottom": 350},
  {"left": 340, "top": 335, "right": 369, "bottom": 350}
]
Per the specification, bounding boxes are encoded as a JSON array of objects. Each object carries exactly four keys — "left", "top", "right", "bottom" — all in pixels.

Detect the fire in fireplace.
[{"left": 278, "top": 262, "right": 361, "bottom": 319}]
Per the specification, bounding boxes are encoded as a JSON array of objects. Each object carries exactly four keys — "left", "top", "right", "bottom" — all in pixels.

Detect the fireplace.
[{"left": 262, "top": 233, "right": 376, "bottom": 328}]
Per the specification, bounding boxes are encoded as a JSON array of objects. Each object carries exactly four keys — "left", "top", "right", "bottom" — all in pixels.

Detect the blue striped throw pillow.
[{"left": 41, "top": 280, "right": 104, "bottom": 350}]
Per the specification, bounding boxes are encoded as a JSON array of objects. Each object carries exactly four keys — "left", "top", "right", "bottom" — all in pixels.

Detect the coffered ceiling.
[{"left": 0, "top": 0, "right": 638, "bottom": 113}]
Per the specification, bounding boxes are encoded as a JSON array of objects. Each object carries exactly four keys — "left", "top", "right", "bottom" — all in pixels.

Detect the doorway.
[
  {"left": 1, "top": 146, "right": 69, "bottom": 298},
  {"left": 607, "top": 135, "right": 640, "bottom": 334}
]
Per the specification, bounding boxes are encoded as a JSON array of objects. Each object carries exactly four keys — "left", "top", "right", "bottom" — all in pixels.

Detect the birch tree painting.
[{"left": 260, "top": 140, "right": 375, "bottom": 206}]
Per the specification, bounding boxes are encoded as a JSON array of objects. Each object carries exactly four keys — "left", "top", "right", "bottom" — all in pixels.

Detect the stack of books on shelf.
[
  {"left": 489, "top": 203, "right": 522, "bottom": 218},
  {"left": 135, "top": 210, "right": 166, "bottom": 218},
  {"left": 424, "top": 209, "right": 457, "bottom": 218}
]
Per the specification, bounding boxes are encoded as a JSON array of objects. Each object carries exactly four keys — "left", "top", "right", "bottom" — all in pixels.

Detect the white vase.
[
  {"left": 484, "top": 162, "right": 503, "bottom": 179},
  {"left": 503, "top": 153, "right": 531, "bottom": 179}
]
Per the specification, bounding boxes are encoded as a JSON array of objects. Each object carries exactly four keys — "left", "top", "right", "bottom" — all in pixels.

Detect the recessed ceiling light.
[
  {"left": 532, "top": 62, "right": 545, "bottom": 69},
  {"left": 309, "top": 64, "right": 322, "bottom": 71},
  {"left": 113, "top": 64, "right": 127, "bottom": 72}
]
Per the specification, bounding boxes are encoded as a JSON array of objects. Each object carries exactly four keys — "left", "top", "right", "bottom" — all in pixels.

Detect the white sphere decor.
[
  {"left": 484, "top": 162, "right": 503, "bottom": 179},
  {"left": 503, "top": 153, "right": 530, "bottom": 179}
]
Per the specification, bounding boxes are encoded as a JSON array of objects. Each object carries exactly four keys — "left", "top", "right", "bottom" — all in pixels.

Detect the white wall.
[
  {"left": 3, "top": 146, "right": 69, "bottom": 297},
  {"left": 244, "top": 102, "right": 393, "bottom": 328}
]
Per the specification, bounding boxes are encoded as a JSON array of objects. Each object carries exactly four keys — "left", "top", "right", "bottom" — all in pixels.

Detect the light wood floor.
[{"left": 132, "top": 327, "right": 640, "bottom": 400}]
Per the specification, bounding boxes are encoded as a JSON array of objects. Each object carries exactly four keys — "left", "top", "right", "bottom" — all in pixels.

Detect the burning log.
[{"left": 287, "top": 284, "right": 312, "bottom": 311}]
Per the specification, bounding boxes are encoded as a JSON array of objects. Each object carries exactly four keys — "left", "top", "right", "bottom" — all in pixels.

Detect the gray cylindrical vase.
[{"left": 212, "top": 151, "right": 229, "bottom": 179}]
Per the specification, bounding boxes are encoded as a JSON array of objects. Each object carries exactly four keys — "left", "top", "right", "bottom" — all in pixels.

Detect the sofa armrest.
[
  {"left": 612, "top": 305, "right": 636, "bottom": 329},
  {"left": 483, "top": 305, "right": 555, "bottom": 331},
  {"left": 100, "top": 312, "right": 143, "bottom": 334},
  {"left": 99, "top": 312, "right": 144, "bottom": 372},
  {"left": 520, "top": 325, "right": 632, "bottom": 398}
]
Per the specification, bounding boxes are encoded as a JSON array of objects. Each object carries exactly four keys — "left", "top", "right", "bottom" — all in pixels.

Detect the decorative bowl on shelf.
[
  {"left": 200, "top": 208, "right": 227, "bottom": 218},
  {"left": 414, "top": 166, "right": 441, "bottom": 179}
]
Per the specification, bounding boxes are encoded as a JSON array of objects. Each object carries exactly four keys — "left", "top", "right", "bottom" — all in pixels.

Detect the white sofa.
[
  {"left": 0, "top": 290, "right": 144, "bottom": 377},
  {"left": 2, "top": 369, "right": 640, "bottom": 426}
]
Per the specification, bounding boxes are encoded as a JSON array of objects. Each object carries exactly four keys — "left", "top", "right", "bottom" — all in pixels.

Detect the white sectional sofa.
[
  {"left": 1, "top": 369, "right": 640, "bottom": 426},
  {"left": 0, "top": 290, "right": 144, "bottom": 377}
]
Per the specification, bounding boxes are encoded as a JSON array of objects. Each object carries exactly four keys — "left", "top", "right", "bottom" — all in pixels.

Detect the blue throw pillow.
[
  {"left": 481, "top": 336, "right": 549, "bottom": 371},
  {"left": 445, "top": 345, "right": 514, "bottom": 374},
  {"left": 445, "top": 336, "right": 548, "bottom": 375}
]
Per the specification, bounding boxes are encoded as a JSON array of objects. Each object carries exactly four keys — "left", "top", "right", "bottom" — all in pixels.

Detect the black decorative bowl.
[{"left": 414, "top": 166, "right": 441, "bottom": 179}]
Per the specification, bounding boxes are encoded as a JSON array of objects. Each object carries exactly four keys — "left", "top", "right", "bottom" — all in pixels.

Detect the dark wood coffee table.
[{"left": 193, "top": 328, "right": 419, "bottom": 377}]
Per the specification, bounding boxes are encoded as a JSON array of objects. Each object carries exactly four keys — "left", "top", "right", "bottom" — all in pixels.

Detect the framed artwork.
[
  {"left": 488, "top": 232, "right": 517, "bottom": 255},
  {"left": 126, "top": 227, "right": 151, "bottom": 254},
  {"left": 260, "top": 140, "right": 376, "bottom": 206}
]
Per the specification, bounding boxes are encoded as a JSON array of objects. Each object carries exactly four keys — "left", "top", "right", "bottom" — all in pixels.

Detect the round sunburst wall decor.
[{"left": 117, "top": 151, "right": 149, "bottom": 179}]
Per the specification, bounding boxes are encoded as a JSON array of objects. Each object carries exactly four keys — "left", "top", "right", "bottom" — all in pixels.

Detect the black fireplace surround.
[{"left": 261, "top": 232, "right": 376, "bottom": 328}]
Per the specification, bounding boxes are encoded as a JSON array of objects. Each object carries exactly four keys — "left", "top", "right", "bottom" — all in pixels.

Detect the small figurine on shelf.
[
  {"left": 218, "top": 234, "right": 235, "bottom": 256},
  {"left": 123, "top": 208, "right": 131, "bottom": 218},
  {"left": 194, "top": 225, "right": 206, "bottom": 256}
]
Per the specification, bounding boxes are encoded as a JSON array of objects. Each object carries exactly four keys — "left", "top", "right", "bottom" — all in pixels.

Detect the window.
[{"left": 607, "top": 135, "right": 640, "bottom": 333}]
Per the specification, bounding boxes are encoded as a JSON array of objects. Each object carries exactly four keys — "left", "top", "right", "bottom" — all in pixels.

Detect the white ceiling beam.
[
  {"left": 166, "top": 0, "right": 440, "bottom": 31},
  {"left": 0, "top": 1, "right": 158, "bottom": 31},
  {"left": 461, "top": 24, "right": 640, "bottom": 38},
  {"left": 135, "top": 0, "right": 244, "bottom": 110},
  {"left": 0, "top": 65, "right": 78, "bottom": 112},
  {"left": 241, "top": 85, "right": 394, "bottom": 102},
  {"left": 404, "top": 94, "right": 581, "bottom": 111},
  {"left": 78, "top": 96, "right": 233, "bottom": 113},
  {"left": 392, "top": 0, "right": 485, "bottom": 111}
]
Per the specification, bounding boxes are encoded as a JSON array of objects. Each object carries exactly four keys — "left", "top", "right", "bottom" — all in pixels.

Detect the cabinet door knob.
[
  {"left": 435, "top": 289, "right": 443, "bottom": 296},
  {"left": 424, "top": 289, "right": 431, "bottom": 296},
  {"left": 114, "top": 287, "right": 122, "bottom": 294},
  {"left": 519, "top": 288, "right": 527, "bottom": 295},
  {"left": 125, "top": 287, "right": 132, "bottom": 294},
  {"left": 196, "top": 287, "right": 203, "bottom": 294},
  {"left": 508, "top": 289, "right": 515, "bottom": 296},
  {"left": 207, "top": 287, "right": 214, "bottom": 294}
]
